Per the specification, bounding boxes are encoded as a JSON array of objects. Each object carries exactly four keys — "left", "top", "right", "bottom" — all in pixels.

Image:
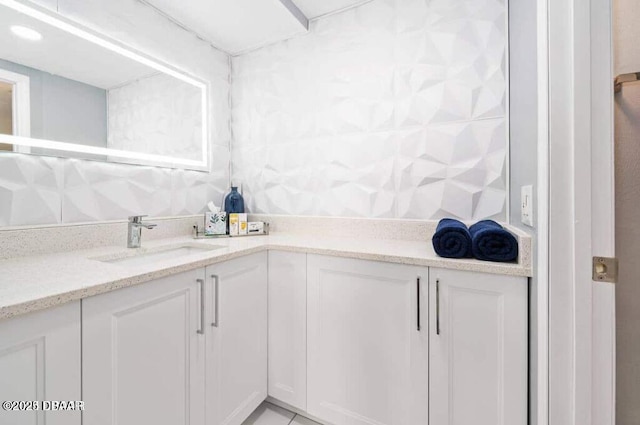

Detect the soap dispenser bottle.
[{"left": 224, "top": 186, "right": 245, "bottom": 214}]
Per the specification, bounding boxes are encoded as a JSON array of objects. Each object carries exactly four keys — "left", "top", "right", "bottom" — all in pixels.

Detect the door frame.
[
  {"left": 535, "top": 0, "right": 550, "bottom": 423},
  {"left": 547, "top": 0, "right": 616, "bottom": 424}
]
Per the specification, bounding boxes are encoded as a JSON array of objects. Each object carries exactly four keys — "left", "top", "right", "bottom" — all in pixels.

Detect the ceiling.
[
  {"left": 290, "top": 0, "right": 371, "bottom": 19},
  {"left": 144, "top": 0, "right": 371, "bottom": 55},
  {"left": 144, "top": 0, "right": 308, "bottom": 55}
]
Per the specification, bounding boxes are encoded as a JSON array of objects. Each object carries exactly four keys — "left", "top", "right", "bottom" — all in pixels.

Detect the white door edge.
[
  {"left": 547, "top": 0, "right": 616, "bottom": 423},
  {"left": 590, "top": 0, "right": 616, "bottom": 423}
]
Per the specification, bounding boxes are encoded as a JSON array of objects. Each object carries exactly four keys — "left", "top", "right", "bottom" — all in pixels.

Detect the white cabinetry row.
[
  {"left": 269, "top": 252, "right": 528, "bottom": 425},
  {"left": 0, "top": 250, "right": 527, "bottom": 425}
]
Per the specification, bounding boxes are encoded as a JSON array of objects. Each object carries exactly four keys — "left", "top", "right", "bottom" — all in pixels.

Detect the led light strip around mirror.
[{"left": 0, "top": 0, "right": 209, "bottom": 170}]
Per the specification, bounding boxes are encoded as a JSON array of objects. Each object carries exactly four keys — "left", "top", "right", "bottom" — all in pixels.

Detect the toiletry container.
[
  {"left": 224, "top": 187, "right": 245, "bottom": 214},
  {"left": 238, "top": 213, "right": 248, "bottom": 235},
  {"left": 229, "top": 214, "right": 240, "bottom": 236}
]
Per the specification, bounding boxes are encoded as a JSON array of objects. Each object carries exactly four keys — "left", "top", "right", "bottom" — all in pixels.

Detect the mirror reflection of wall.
[
  {"left": 0, "top": 57, "right": 203, "bottom": 162},
  {"left": 107, "top": 72, "right": 203, "bottom": 161},
  {"left": 0, "top": 2, "right": 207, "bottom": 169},
  {"left": 0, "top": 58, "right": 107, "bottom": 149}
]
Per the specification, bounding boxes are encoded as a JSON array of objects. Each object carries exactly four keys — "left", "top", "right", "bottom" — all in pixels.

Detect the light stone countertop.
[{"left": 0, "top": 232, "right": 532, "bottom": 321}]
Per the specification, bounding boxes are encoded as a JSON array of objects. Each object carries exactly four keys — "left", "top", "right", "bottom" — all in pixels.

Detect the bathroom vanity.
[{"left": 0, "top": 230, "right": 529, "bottom": 425}]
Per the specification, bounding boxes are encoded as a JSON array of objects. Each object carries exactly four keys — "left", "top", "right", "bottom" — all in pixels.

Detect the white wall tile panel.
[
  {"left": 396, "top": 119, "right": 506, "bottom": 220},
  {"left": 0, "top": 153, "right": 62, "bottom": 226},
  {"left": 233, "top": 131, "right": 398, "bottom": 217},
  {"left": 0, "top": 0, "right": 231, "bottom": 227},
  {"left": 60, "top": 145, "right": 229, "bottom": 222},
  {"left": 231, "top": 0, "right": 507, "bottom": 220},
  {"left": 62, "top": 160, "right": 173, "bottom": 222}
]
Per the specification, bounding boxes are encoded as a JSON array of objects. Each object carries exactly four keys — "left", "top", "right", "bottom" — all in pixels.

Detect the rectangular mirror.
[{"left": 0, "top": 0, "right": 208, "bottom": 170}]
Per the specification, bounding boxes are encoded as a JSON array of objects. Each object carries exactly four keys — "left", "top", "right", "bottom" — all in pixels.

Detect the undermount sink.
[{"left": 95, "top": 243, "right": 224, "bottom": 267}]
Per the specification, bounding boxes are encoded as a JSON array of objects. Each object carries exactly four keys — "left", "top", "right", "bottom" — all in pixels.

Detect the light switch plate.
[{"left": 521, "top": 185, "right": 534, "bottom": 227}]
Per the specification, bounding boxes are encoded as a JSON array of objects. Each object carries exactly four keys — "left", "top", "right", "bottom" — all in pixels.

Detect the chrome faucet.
[{"left": 127, "top": 215, "right": 157, "bottom": 248}]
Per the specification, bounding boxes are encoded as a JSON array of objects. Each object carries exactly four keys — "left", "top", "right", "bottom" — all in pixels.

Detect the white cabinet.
[
  {"left": 0, "top": 302, "right": 81, "bottom": 425},
  {"left": 82, "top": 269, "right": 206, "bottom": 425},
  {"left": 428, "top": 268, "right": 527, "bottom": 425},
  {"left": 81, "top": 253, "right": 268, "bottom": 425},
  {"left": 306, "top": 255, "right": 428, "bottom": 425},
  {"left": 205, "top": 252, "right": 268, "bottom": 425},
  {"left": 267, "top": 251, "right": 307, "bottom": 410}
]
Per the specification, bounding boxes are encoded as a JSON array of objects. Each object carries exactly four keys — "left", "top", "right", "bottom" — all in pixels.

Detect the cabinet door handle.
[
  {"left": 436, "top": 279, "right": 440, "bottom": 335},
  {"left": 211, "top": 274, "right": 219, "bottom": 327},
  {"left": 416, "top": 277, "right": 421, "bottom": 331},
  {"left": 197, "top": 279, "right": 205, "bottom": 335}
]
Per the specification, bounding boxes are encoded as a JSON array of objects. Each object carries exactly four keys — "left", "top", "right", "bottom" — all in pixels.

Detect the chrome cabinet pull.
[
  {"left": 416, "top": 277, "right": 421, "bottom": 331},
  {"left": 436, "top": 279, "right": 440, "bottom": 335},
  {"left": 211, "top": 274, "right": 219, "bottom": 327},
  {"left": 197, "top": 279, "right": 205, "bottom": 335}
]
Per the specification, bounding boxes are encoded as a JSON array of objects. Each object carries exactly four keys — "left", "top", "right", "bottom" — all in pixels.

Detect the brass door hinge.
[{"left": 593, "top": 257, "right": 618, "bottom": 283}]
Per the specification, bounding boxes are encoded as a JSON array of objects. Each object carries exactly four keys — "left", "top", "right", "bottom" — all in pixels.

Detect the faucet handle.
[{"left": 129, "top": 215, "right": 148, "bottom": 223}]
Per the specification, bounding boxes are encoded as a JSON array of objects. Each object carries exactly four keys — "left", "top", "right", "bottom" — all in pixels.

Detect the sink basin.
[{"left": 96, "top": 243, "right": 224, "bottom": 267}]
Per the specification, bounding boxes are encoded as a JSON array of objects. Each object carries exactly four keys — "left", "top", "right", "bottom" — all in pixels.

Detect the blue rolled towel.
[
  {"left": 432, "top": 218, "right": 472, "bottom": 259},
  {"left": 469, "top": 220, "right": 518, "bottom": 262}
]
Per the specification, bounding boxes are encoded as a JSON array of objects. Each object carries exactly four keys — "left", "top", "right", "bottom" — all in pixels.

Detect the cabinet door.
[
  {"left": 206, "top": 252, "right": 268, "bottom": 425},
  {"left": 307, "top": 255, "right": 428, "bottom": 425},
  {"left": 0, "top": 302, "right": 81, "bottom": 425},
  {"left": 82, "top": 269, "right": 206, "bottom": 425},
  {"left": 268, "top": 251, "right": 307, "bottom": 410},
  {"left": 429, "top": 268, "right": 527, "bottom": 425}
]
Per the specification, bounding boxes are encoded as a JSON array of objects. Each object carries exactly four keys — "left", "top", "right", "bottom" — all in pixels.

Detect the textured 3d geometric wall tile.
[
  {"left": 62, "top": 159, "right": 174, "bottom": 222},
  {"left": 0, "top": 153, "right": 63, "bottom": 226},
  {"left": 60, "top": 142, "right": 231, "bottom": 223},
  {"left": 232, "top": 0, "right": 507, "bottom": 220},
  {"left": 0, "top": 146, "right": 230, "bottom": 226}
]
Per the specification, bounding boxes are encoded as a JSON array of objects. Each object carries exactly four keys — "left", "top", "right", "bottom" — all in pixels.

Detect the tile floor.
[{"left": 242, "top": 402, "right": 321, "bottom": 425}]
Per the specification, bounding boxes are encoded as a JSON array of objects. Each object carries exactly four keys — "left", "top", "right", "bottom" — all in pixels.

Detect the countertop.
[{"left": 0, "top": 233, "right": 531, "bottom": 321}]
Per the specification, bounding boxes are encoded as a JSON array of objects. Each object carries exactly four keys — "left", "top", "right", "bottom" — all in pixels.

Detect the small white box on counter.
[{"left": 248, "top": 222, "right": 264, "bottom": 234}]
